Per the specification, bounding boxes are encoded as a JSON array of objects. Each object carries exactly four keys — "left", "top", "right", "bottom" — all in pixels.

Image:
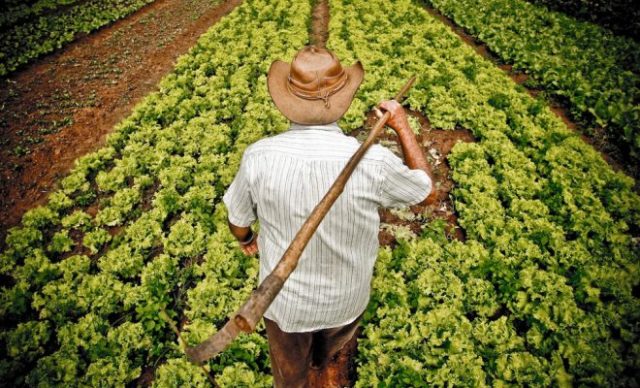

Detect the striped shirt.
[{"left": 222, "top": 121, "right": 431, "bottom": 332}]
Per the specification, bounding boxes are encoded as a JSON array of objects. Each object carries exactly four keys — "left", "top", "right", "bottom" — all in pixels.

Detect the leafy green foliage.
[
  {"left": 524, "top": 0, "right": 640, "bottom": 40},
  {"left": 82, "top": 228, "right": 112, "bottom": 254},
  {"left": 47, "top": 229, "right": 74, "bottom": 254},
  {"left": 2, "top": 0, "right": 638, "bottom": 386},
  {"left": 60, "top": 210, "right": 92, "bottom": 231},
  {"left": 427, "top": 0, "right": 640, "bottom": 161},
  {"left": 0, "top": 0, "right": 310, "bottom": 385},
  {"left": 152, "top": 358, "right": 210, "bottom": 387},
  {"left": 0, "top": 0, "right": 158, "bottom": 77},
  {"left": 329, "top": 0, "right": 639, "bottom": 385}
]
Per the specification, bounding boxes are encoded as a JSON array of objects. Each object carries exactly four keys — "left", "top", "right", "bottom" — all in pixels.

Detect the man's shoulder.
[
  {"left": 367, "top": 143, "right": 398, "bottom": 164},
  {"left": 243, "top": 130, "right": 350, "bottom": 156},
  {"left": 241, "top": 134, "right": 282, "bottom": 157},
  {"left": 240, "top": 133, "right": 292, "bottom": 161},
  {"left": 242, "top": 130, "right": 397, "bottom": 165}
]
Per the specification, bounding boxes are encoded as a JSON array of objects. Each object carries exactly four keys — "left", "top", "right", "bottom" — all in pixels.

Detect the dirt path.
[
  {"left": 0, "top": 0, "right": 243, "bottom": 243},
  {"left": 310, "top": 0, "right": 329, "bottom": 48},
  {"left": 421, "top": 5, "right": 638, "bottom": 185}
]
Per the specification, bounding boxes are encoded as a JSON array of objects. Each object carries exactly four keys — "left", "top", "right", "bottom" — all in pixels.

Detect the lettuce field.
[
  {"left": 0, "top": 0, "right": 159, "bottom": 76},
  {"left": 0, "top": 0, "right": 638, "bottom": 386}
]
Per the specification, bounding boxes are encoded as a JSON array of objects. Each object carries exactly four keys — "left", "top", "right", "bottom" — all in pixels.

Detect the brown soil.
[
  {"left": 349, "top": 110, "right": 475, "bottom": 247},
  {"left": 498, "top": 64, "right": 529, "bottom": 85},
  {"left": 135, "top": 365, "right": 156, "bottom": 386},
  {"left": 310, "top": 0, "right": 329, "bottom": 48},
  {"left": 308, "top": 328, "right": 360, "bottom": 387},
  {"left": 422, "top": 5, "right": 638, "bottom": 184},
  {"left": 0, "top": 0, "right": 243, "bottom": 244}
]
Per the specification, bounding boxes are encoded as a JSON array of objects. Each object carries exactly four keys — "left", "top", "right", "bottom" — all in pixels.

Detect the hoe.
[{"left": 162, "top": 75, "right": 416, "bottom": 383}]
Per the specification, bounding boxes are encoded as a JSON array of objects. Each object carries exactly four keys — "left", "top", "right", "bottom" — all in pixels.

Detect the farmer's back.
[
  {"left": 224, "top": 121, "right": 430, "bottom": 332},
  {"left": 222, "top": 45, "right": 433, "bottom": 387}
]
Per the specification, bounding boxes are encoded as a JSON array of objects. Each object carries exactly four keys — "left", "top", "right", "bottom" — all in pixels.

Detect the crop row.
[
  {"left": 0, "top": 0, "right": 310, "bottom": 385},
  {"left": 150, "top": 0, "right": 312, "bottom": 384},
  {"left": 523, "top": 0, "right": 640, "bottom": 40},
  {"left": 0, "top": 0, "right": 80, "bottom": 29},
  {"left": 329, "top": 0, "right": 639, "bottom": 385},
  {"left": 425, "top": 0, "right": 640, "bottom": 163},
  {"left": 0, "top": 0, "right": 157, "bottom": 77}
]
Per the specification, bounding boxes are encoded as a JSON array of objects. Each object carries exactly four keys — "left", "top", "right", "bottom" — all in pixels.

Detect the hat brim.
[{"left": 267, "top": 60, "right": 364, "bottom": 125}]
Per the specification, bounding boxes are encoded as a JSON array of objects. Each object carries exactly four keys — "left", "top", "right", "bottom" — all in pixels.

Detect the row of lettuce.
[
  {"left": 0, "top": 0, "right": 310, "bottom": 386},
  {"left": 1, "top": 0, "right": 639, "bottom": 386},
  {"left": 523, "top": 0, "right": 640, "bottom": 40},
  {"left": 1, "top": 0, "right": 79, "bottom": 28},
  {"left": 328, "top": 0, "right": 639, "bottom": 385},
  {"left": 0, "top": 0, "right": 157, "bottom": 77},
  {"left": 424, "top": 0, "right": 640, "bottom": 165}
]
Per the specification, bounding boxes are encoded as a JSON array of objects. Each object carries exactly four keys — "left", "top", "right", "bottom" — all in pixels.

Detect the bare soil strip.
[
  {"left": 310, "top": 0, "right": 329, "bottom": 48},
  {"left": 421, "top": 4, "right": 637, "bottom": 184},
  {"left": 0, "top": 0, "right": 243, "bottom": 243}
]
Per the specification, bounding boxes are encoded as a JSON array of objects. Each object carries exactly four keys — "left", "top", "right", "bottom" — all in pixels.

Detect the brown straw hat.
[{"left": 267, "top": 46, "right": 364, "bottom": 125}]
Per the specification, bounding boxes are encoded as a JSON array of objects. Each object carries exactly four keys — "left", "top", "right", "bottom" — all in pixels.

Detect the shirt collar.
[{"left": 289, "top": 121, "right": 343, "bottom": 133}]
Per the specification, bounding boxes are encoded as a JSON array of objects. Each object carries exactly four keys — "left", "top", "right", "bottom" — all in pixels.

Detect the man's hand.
[
  {"left": 227, "top": 219, "right": 259, "bottom": 256},
  {"left": 239, "top": 232, "right": 259, "bottom": 256},
  {"left": 375, "top": 100, "right": 437, "bottom": 206},
  {"left": 376, "top": 100, "right": 412, "bottom": 135}
]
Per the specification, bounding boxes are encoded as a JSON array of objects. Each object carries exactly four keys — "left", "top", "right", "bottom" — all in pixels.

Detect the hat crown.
[
  {"left": 266, "top": 46, "right": 364, "bottom": 125},
  {"left": 289, "top": 46, "right": 346, "bottom": 94}
]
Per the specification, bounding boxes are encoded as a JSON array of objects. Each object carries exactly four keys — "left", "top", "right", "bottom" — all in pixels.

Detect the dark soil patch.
[
  {"left": 0, "top": 0, "right": 243, "bottom": 245},
  {"left": 134, "top": 365, "right": 157, "bottom": 387},
  {"left": 308, "top": 327, "right": 360, "bottom": 387},
  {"left": 62, "top": 228, "right": 91, "bottom": 258},
  {"left": 310, "top": 0, "right": 329, "bottom": 48},
  {"left": 349, "top": 110, "right": 474, "bottom": 247},
  {"left": 499, "top": 64, "right": 529, "bottom": 85},
  {"left": 421, "top": 4, "right": 638, "bottom": 184}
]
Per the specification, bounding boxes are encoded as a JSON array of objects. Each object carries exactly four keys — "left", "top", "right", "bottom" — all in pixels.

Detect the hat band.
[{"left": 287, "top": 70, "right": 349, "bottom": 108}]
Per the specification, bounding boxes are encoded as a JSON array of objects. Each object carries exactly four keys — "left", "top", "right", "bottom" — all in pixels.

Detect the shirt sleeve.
[
  {"left": 222, "top": 152, "right": 257, "bottom": 227},
  {"left": 378, "top": 150, "right": 432, "bottom": 208}
]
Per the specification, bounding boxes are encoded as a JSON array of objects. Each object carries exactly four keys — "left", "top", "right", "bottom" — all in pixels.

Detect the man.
[{"left": 222, "top": 46, "right": 435, "bottom": 387}]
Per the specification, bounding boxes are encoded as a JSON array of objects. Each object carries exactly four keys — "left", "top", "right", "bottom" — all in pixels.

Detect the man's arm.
[
  {"left": 222, "top": 149, "right": 259, "bottom": 256},
  {"left": 378, "top": 100, "right": 436, "bottom": 206},
  {"left": 228, "top": 219, "right": 258, "bottom": 256}
]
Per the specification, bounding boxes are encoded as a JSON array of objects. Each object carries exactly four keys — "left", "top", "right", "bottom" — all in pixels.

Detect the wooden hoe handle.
[{"left": 185, "top": 75, "right": 417, "bottom": 365}]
